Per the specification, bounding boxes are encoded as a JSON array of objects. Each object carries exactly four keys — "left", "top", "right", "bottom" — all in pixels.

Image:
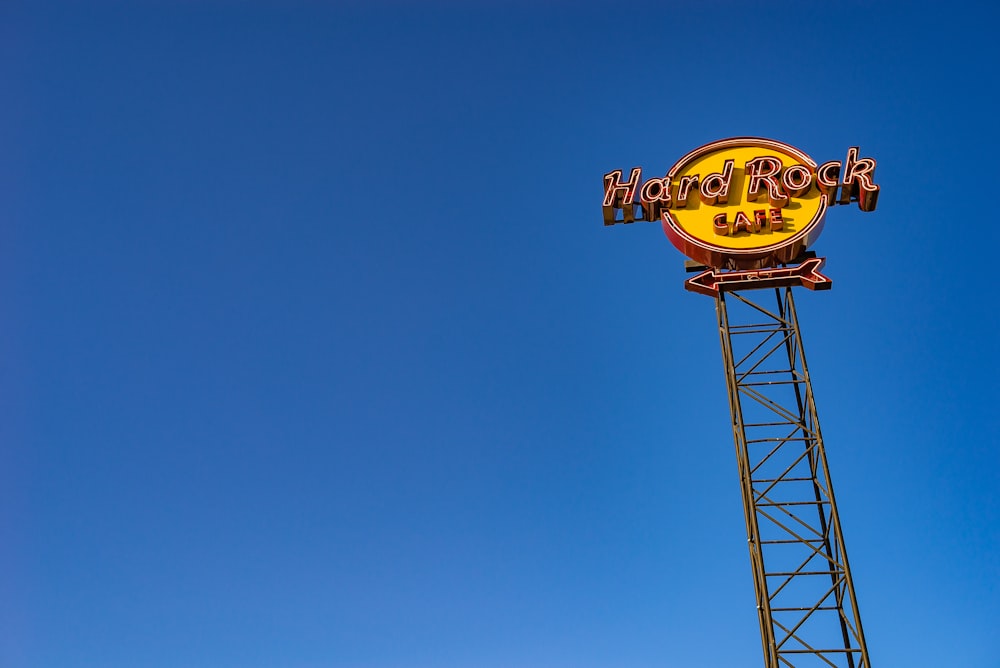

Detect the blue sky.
[{"left": 3, "top": 1, "right": 998, "bottom": 667}]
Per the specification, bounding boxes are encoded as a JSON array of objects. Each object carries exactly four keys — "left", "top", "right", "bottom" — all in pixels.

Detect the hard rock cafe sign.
[{"left": 602, "top": 137, "right": 879, "bottom": 295}]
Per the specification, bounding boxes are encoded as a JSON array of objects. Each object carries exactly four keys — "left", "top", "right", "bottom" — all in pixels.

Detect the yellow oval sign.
[{"left": 661, "top": 138, "right": 826, "bottom": 269}]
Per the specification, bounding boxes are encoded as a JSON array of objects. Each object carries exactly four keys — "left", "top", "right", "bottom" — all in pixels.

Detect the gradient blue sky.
[{"left": 3, "top": 2, "right": 999, "bottom": 667}]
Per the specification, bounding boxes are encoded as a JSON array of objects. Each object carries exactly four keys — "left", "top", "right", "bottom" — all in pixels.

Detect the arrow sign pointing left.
[{"left": 685, "top": 257, "right": 833, "bottom": 297}]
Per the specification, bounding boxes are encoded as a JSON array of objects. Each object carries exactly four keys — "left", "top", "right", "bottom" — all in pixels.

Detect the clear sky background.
[{"left": 3, "top": 1, "right": 999, "bottom": 667}]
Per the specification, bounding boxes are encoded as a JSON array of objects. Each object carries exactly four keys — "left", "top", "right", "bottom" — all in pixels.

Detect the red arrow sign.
[{"left": 685, "top": 257, "right": 832, "bottom": 297}]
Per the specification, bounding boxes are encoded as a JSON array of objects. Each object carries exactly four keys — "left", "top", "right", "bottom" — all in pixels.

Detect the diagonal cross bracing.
[{"left": 717, "top": 287, "right": 872, "bottom": 668}]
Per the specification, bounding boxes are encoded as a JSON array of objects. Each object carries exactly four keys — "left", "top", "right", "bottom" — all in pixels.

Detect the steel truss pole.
[{"left": 716, "top": 286, "right": 872, "bottom": 668}]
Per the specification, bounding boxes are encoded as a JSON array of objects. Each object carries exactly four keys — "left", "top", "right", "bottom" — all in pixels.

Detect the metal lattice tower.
[{"left": 716, "top": 286, "right": 871, "bottom": 668}]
